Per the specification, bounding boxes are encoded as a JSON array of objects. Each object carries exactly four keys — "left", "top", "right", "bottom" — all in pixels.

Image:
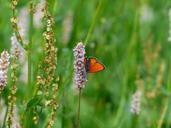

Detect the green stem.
[
  {"left": 131, "top": 115, "right": 139, "bottom": 128},
  {"left": 62, "top": 88, "right": 66, "bottom": 128},
  {"left": 2, "top": 105, "right": 8, "bottom": 128},
  {"left": 113, "top": 71, "right": 127, "bottom": 127},
  {"left": 157, "top": 98, "right": 169, "bottom": 128},
  {"left": 84, "top": 0, "right": 103, "bottom": 45},
  {"left": 167, "top": 60, "right": 171, "bottom": 92},
  {"left": 28, "top": 1, "right": 33, "bottom": 94},
  {"left": 77, "top": 89, "right": 81, "bottom": 128},
  {"left": 24, "top": 2, "right": 33, "bottom": 128},
  {"left": 127, "top": 2, "right": 140, "bottom": 54}
]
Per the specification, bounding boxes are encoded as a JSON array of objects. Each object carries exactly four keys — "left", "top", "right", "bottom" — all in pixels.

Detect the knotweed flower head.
[
  {"left": 0, "top": 70, "right": 7, "bottom": 89},
  {"left": 11, "top": 33, "right": 27, "bottom": 83},
  {"left": 140, "top": 5, "right": 154, "bottom": 24},
  {"left": 0, "top": 51, "right": 10, "bottom": 90},
  {"left": 73, "top": 42, "right": 87, "bottom": 89},
  {"left": 20, "top": 62, "right": 28, "bottom": 83},
  {"left": 18, "top": 7, "right": 29, "bottom": 43},
  {"left": 11, "top": 33, "right": 24, "bottom": 58},
  {"left": 130, "top": 90, "right": 142, "bottom": 115},
  {"left": 33, "top": 0, "right": 45, "bottom": 28},
  {"left": 62, "top": 11, "right": 73, "bottom": 44}
]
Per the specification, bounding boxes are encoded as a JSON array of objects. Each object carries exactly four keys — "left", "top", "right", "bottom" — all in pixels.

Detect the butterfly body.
[
  {"left": 84, "top": 57, "right": 105, "bottom": 73},
  {"left": 85, "top": 58, "right": 90, "bottom": 73}
]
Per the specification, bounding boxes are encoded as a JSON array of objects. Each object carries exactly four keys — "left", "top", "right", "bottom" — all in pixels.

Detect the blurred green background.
[{"left": 0, "top": 0, "right": 171, "bottom": 128}]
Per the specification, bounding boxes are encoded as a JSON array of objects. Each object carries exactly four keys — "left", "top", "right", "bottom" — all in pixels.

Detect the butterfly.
[{"left": 84, "top": 57, "right": 105, "bottom": 73}]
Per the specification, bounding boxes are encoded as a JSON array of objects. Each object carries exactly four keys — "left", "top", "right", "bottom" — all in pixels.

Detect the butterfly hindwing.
[{"left": 84, "top": 57, "right": 105, "bottom": 73}]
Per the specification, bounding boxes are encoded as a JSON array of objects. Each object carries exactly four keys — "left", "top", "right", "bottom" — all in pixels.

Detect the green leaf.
[{"left": 26, "top": 96, "right": 42, "bottom": 109}]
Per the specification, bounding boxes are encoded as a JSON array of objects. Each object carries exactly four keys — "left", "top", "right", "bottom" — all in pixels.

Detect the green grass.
[{"left": 0, "top": 0, "right": 171, "bottom": 128}]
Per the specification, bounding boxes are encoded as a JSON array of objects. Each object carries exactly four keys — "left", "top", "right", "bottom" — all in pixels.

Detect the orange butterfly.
[{"left": 84, "top": 57, "right": 105, "bottom": 73}]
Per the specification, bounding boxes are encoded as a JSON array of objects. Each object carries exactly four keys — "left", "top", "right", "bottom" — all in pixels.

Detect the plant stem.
[
  {"left": 131, "top": 114, "right": 139, "bottom": 128},
  {"left": 62, "top": 88, "right": 66, "bottom": 128},
  {"left": 28, "top": 1, "right": 33, "bottom": 93},
  {"left": 24, "top": 2, "right": 33, "bottom": 128},
  {"left": 157, "top": 98, "right": 169, "bottom": 128},
  {"left": 113, "top": 72, "right": 127, "bottom": 127},
  {"left": 77, "top": 89, "right": 81, "bottom": 128},
  {"left": 2, "top": 105, "right": 8, "bottom": 128},
  {"left": 84, "top": 0, "right": 103, "bottom": 45}
]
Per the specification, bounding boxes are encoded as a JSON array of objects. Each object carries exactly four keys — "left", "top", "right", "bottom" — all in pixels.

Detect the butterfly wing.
[{"left": 88, "top": 57, "right": 105, "bottom": 73}]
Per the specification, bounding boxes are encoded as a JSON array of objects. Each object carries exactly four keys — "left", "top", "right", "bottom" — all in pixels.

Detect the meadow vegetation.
[{"left": 0, "top": 0, "right": 171, "bottom": 128}]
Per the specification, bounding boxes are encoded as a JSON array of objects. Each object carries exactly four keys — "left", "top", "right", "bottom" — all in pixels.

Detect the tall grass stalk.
[
  {"left": 113, "top": 68, "right": 128, "bottom": 127},
  {"left": 23, "top": 2, "right": 34, "bottom": 128},
  {"left": 28, "top": 1, "right": 33, "bottom": 95},
  {"left": 160, "top": 65, "right": 171, "bottom": 127},
  {"left": 84, "top": 0, "right": 103, "bottom": 45},
  {"left": 157, "top": 98, "right": 169, "bottom": 128}
]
